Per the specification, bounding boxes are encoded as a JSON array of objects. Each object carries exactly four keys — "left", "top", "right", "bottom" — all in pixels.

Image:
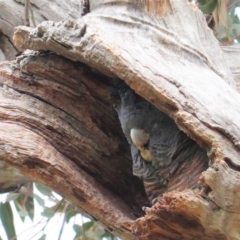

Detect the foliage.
[
  {"left": 197, "top": 0, "right": 240, "bottom": 44},
  {"left": 0, "top": 183, "right": 118, "bottom": 240}
]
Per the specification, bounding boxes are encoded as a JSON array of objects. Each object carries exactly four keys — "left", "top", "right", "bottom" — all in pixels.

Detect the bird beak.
[{"left": 130, "top": 128, "right": 153, "bottom": 161}]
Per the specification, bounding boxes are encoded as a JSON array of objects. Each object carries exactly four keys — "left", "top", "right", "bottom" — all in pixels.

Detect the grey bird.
[{"left": 113, "top": 81, "right": 209, "bottom": 204}]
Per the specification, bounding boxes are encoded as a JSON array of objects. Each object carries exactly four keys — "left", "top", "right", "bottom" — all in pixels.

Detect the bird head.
[{"left": 130, "top": 128, "right": 153, "bottom": 161}]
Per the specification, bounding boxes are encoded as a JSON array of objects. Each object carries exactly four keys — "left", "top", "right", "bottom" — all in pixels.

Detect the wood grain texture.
[
  {"left": 1, "top": 0, "right": 240, "bottom": 239},
  {"left": 0, "top": 54, "right": 149, "bottom": 239},
  {"left": 0, "top": 0, "right": 80, "bottom": 60}
]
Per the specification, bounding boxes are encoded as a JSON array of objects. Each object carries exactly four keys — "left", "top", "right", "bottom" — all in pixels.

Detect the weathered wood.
[
  {"left": 132, "top": 191, "right": 231, "bottom": 240},
  {"left": 0, "top": 54, "right": 149, "bottom": 239},
  {"left": 0, "top": 0, "right": 80, "bottom": 60},
  {"left": 2, "top": 0, "right": 239, "bottom": 89},
  {"left": 1, "top": 0, "right": 240, "bottom": 239}
]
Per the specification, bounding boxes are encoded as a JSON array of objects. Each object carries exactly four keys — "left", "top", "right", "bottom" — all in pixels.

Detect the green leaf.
[
  {"left": 25, "top": 195, "right": 34, "bottom": 221},
  {"left": 0, "top": 202, "right": 16, "bottom": 239},
  {"left": 83, "top": 221, "right": 94, "bottom": 231},
  {"left": 101, "top": 233, "right": 119, "bottom": 240},
  {"left": 198, "top": 0, "right": 207, "bottom": 5},
  {"left": 229, "top": 0, "right": 240, "bottom": 11},
  {"left": 38, "top": 234, "right": 46, "bottom": 240},
  {"left": 101, "top": 232, "right": 112, "bottom": 238},
  {"left": 73, "top": 224, "right": 82, "bottom": 239},
  {"left": 233, "top": 16, "right": 240, "bottom": 25},
  {"left": 5, "top": 192, "right": 20, "bottom": 202},
  {"left": 18, "top": 209, "right": 29, "bottom": 217},
  {"left": 35, "top": 183, "right": 52, "bottom": 196},
  {"left": 65, "top": 208, "right": 77, "bottom": 223},
  {"left": 13, "top": 196, "right": 25, "bottom": 222},
  {"left": 42, "top": 200, "right": 66, "bottom": 215},
  {"left": 41, "top": 207, "right": 55, "bottom": 218},
  {"left": 220, "top": 36, "right": 231, "bottom": 43},
  {"left": 198, "top": 0, "right": 218, "bottom": 14},
  {"left": 232, "top": 23, "right": 240, "bottom": 32},
  {"left": 236, "top": 34, "right": 240, "bottom": 42},
  {"left": 231, "top": 28, "right": 237, "bottom": 38},
  {"left": 33, "top": 193, "right": 45, "bottom": 206},
  {"left": 215, "top": 24, "right": 227, "bottom": 39},
  {"left": 52, "top": 200, "right": 66, "bottom": 213},
  {"left": 13, "top": 190, "right": 34, "bottom": 222}
]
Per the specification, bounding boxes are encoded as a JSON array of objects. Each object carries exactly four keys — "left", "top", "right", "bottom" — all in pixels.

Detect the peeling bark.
[
  {"left": 0, "top": 55, "right": 148, "bottom": 239},
  {"left": 0, "top": 0, "right": 80, "bottom": 60},
  {"left": 1, "top": 0, "right": 240, "bottom": 239}
]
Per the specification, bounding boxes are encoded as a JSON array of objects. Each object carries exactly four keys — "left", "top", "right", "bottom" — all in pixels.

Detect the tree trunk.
[{"left": 1, "top": 0, "right": 240, "bottom": 239}]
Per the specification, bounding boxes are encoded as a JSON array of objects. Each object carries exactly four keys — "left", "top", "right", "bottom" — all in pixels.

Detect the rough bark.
[
  {"left": 0, "top": 54, "right": 149, "bottom": 239},
  {"left": 1, "top": 0, "right": 240, "bottom": 239},
  {"left": 0, "top": 0, "right": 80, "bottom": 60}
]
